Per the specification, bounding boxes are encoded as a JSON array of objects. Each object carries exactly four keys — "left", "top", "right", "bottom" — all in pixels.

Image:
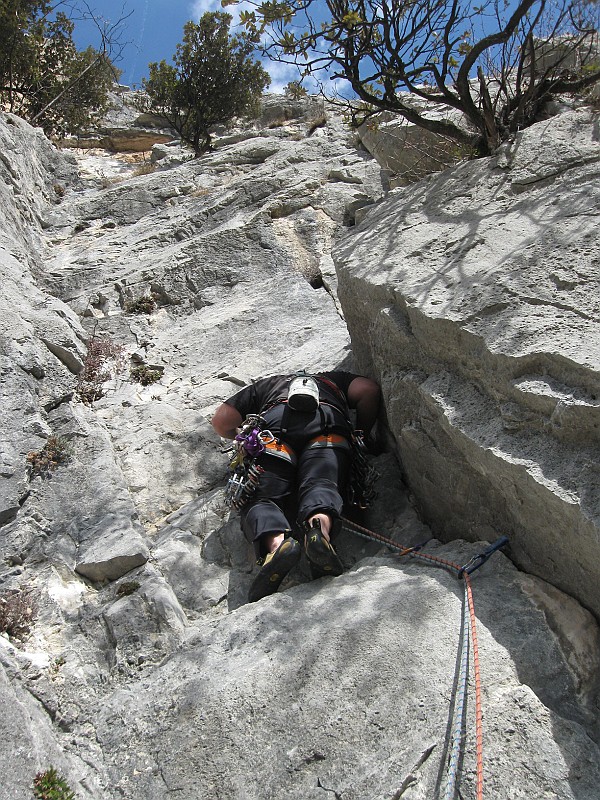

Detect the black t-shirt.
[{"left": 224, "top": 371, "right": 358, "bottom": 446}]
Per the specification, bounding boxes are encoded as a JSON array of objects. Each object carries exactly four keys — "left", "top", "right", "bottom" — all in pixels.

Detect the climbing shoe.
[
  {"left": 248, "top": 537, "right": 301, "bottom": 603},
  {"left": 304, "top": 518, "right": 344, "bottom": 578}
]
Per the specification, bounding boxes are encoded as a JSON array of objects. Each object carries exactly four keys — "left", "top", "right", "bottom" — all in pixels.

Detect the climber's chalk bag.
[{"left": 287, "top": 374, "right": 320, "bottom": 412}]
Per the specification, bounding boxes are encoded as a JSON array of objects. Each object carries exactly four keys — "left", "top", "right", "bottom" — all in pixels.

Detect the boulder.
[
  {"left": 358, "top": 105, "right": 471, "bottom": 184},
  {"left": 92, "top": 541, "right": 600, "bottom": 800},
  {"left": 336, "top": 107, "right": 600, "bottom": 618},
  {"left": 58, "top": 90, "right": 178, "bottom": 153}
]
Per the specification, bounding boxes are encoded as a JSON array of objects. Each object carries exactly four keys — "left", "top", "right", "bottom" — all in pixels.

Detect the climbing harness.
[
  {"left": 340, "top": 515, "right": 508, "bottom": 800},
  {"left": 260, "top": 433, "right": 297, "bottom": 464},
  {"left": 307, "top": 433, "right": 351, "bottom": 451}
]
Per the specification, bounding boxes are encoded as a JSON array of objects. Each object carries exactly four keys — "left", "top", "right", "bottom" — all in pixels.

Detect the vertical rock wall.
[
  {"left": 336, "top": 108, "right": 600, "bottom": 619},
  {"left": 2, "top": 101, "right": 600, "bottom": 800}
]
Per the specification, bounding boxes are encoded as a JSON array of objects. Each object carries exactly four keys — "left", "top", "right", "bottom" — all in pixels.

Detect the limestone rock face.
[
  {"left": 358, "top": 105, "right": 469, "bottom": 184},
  {"left": 336, "top": 107, "right": 600, "bottom": 619},
  {"left": 1, "top": 99, "right": 600, "bottom": 800},
  {"left": 92, "top": 543, "right": 600, "bottom": 800},
  {"left": 58, "top": 89, "right": 178, "bottom": 152}
]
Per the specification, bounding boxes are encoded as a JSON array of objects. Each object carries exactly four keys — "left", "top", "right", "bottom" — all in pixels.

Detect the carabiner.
[{"left": 457, "top": 536, "right": 509, "bottom": 578}]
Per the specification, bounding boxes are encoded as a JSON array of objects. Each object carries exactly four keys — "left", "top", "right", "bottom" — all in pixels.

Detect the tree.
[
  {"left": 284, "top": 80, "right": 308, "bottom": 99},
  {"left": 0, "top": 1, "right": 124, "bottom": 136},
  {"left": 143, "top": 12, "right": 271, "bottom": 156},
  {"left": 233, "top": 0, "right": 600, "bottom": 155}
]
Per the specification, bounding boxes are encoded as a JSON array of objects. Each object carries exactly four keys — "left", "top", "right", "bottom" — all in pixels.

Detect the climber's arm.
[
  {"left": 212, "top": 402, "right": 244, "bottom": 439},
  {"left": 347, "top": 377, "right": 381, "bottom": 435}
]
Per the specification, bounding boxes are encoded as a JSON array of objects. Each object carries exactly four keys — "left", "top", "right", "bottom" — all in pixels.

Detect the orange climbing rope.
[
  {"left": 464, "top": 572, "right": 484, "bottom": 800},
  {"left": 341, "top": 516, "right": 506, "bottom": 800}
]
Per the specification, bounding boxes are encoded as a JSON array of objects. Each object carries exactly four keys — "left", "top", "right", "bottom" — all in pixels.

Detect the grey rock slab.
[
  {"left": 336, "top": 107, "right": 600, "bottom": 618},
  {"left": 152, "top": 530, "right": 229, "bottom": 616},
  {"left": 102, "top": 567, "right": 189, "bottom": 672},
  {"left": 75, "top": 524, "right": 149, "bottom": 582},
  {"left": 92, "top": 542, "right": 600, "bottom": 800},
  {"left": 17, "top": 402, "right": 151, "bottom": 581},
  {"left": 0, "top": 111, "right": 79, "bottom": 244},
  {"left": 94, "top": 399, "right": 225, "bottom": 525},
  {"left": 152, "top": 491, "right": 231, "bottom": 615},
  {"left": 358, "top": 105, "right": 470, "bottom": 183},
  {"left": 0, "top": 649, "right": 98, "bottom": 800},
  {"left": 497, "top": 108, "right": 600, "bottom": 188}
]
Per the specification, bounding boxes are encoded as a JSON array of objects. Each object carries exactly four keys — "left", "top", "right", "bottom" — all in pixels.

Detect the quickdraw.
[
  {"left": 225, "top": 461, "right": 264, "bottom": 510},
  {"left": 348, "top": 431, "right": 380, "bottom": 509}
]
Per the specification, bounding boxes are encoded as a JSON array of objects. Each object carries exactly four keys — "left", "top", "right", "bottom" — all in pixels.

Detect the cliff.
[{"left": 0, "top": 96, "right": 599, "bottom": 799}]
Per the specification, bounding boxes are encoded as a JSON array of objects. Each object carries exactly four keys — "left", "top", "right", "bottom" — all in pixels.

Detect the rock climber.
[{"left": 211, "top": 370, "right": 381, "bottom": 602}]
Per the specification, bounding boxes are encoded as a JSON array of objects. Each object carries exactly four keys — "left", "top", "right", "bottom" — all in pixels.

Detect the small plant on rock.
[
  {"left": 130, "top": 365, "right": 162, "bottom": 386},
  {"left": 116, "top": 581, "right": 140, "bottom": 597},
  {"left": 131, "top": 161, "right": 156, "bottom": 177},
  {"left": 124, "top": 295, "right": 157, "bottom": 314},
  {"left": 27, "top": 436, "right": 70, "bottom": 479},
  {"left": 267, "top": 115, "right": 287, "bottom": 129},
  {"left": 49, "top": 655, "right": 66, "bottom": 677},
  {"left": 0, "top": 587, "right": 37, "bottom": 643},
  {"left": 76, "top": 335, "right": 125, "bottom": 404},
  {"left": 284, "top": 80, "right": 307, "bottom": 100},
  {"left": 33, "top": 766, "right": 75, "bottom": 800}
]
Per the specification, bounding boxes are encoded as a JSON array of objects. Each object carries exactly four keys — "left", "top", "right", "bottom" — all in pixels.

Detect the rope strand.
[
  {"left": 465, "top": 573, "right": 484, "bottom": 800},
  {"left": 443, "top": 580, "right": 470, "bottom": 800},
  {"left": 340, "top": 516, "right": 486, "bottom": 800}
]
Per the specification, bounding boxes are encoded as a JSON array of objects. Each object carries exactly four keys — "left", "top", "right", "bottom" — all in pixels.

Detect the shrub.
[
  {"left": 130, "top": 365, "right": 162, "bottom": 386},
  {"left": 124, "top": 295, "right": 157, "bottom": 314},
  {"left": 76, "top": 336, "right": 124, "bottom": 404},
  {"left": 243, "top": 0, "right": 600, "bottom": 155},
  {"left": 0, "top": 1, "right": 120, "bottom": 137},
  {"left": 284, "top": 80, "right": 308, "bottom": 100},
  {"left": 0, "top": 587, "right": 37, "bottom": 642},
  {"left": 143, "top": 12, "right": 271, "bottom": 155},
  {"left": 33, "top": 767, "right": 75, "bottom": 800},
  {"left": 27, "top": 436, "right": 70, "bottom": 479}
]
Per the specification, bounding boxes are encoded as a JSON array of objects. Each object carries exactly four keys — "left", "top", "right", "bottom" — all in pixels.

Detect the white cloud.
[
  {"left": 189, "top": 0, "right": 221, "bottom": 18},
  {"left": 189, "top": 0, "right": 254, "bottom": 28},
  {"left": 262, "top": 59, "right": 302, "bottom": 94}
]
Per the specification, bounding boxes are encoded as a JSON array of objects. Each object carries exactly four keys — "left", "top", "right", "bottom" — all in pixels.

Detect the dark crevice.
[
  {"left": 0, "top": 506, "right": 19, "bottom": 527},
  {"left": 43, "top": 392, "right": 74, "bottom": 412}
]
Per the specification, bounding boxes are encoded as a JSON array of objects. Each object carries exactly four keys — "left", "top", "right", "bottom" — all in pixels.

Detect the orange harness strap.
[{"left": 262, "top": 438, "right": 297, "bottom": 465}]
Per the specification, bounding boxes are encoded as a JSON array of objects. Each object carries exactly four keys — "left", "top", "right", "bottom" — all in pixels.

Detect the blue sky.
[{"left": 73, "top": 0, "right": 300, "bottom": 91}]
